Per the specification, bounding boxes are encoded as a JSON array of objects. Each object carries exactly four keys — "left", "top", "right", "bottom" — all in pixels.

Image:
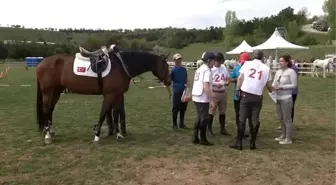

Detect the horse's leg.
[
  {"left": 312, "top": 66, "right": 316, "bottom": 78},
  {"left": 49, "top": 88, "right": 63, "bottom": 136},
  {"left": 323, "top": 67, "right": 326, "bottom": 78},
  {"left": 93, "top": 94, "right": 115, "bottom": 142},
  {"left": 113, "top": 108, "right": 123, "bottom": 139},
  {"left": 41, "top": 91, "right": 54, "bottom": 144},
  {"left": 106, "top": 105, "right": 114, "bottom": 136}
]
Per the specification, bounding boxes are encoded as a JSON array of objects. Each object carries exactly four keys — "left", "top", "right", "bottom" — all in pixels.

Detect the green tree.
[
  {"left": 287, "top": 20, "right": 300, "bottom": 42},
  {"left": 323, "top": 0, "right": 336, "bottom": 42}
]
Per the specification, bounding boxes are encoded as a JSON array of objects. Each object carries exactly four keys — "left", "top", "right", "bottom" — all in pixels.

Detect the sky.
[{"left": 0, "top": 0, "right": 326, "bottom": 30}]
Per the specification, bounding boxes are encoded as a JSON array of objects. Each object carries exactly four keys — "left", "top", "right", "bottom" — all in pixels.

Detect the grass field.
[{"left": 0, "top": 63, "right": 335, "bottom": 185}]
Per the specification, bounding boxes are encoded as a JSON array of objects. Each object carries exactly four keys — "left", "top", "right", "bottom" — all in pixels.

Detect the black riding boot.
[
  {"left": 172, "top": 111, "right": 178, "bottom": 129},
  {"left": 230, "top": 122, "right": 245, "bottom": 150},
  {"left": 250, "top": 122, "right": 260, "bottom": 150},
  {"left": 249, "top": 124, "right": 255, "bottom": 150},
  {"left": 192, "top": 119, "right": 200, "bottom": 144},
  {"left": 179, "top": 110, "right": 188, "bottom": 129},
  {"left": 200, "top": 119, "right": 213, "bottom": 146},
  {"left": 208, "top": 114, "right": 214, "bottom": 136},
  {"left": 219, "top": 114, "right": 230, "bottom": 135}
]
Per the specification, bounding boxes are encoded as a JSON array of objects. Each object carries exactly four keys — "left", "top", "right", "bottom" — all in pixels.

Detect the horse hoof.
[
  {"left": 93, "top": 135, "right": 100, "bottom": 142},
  {"left": 44, "top": 138, "right": 52, "bottom": 144},
  {"left": 116, "top": 133, "right": 124, "bottom": 139}
]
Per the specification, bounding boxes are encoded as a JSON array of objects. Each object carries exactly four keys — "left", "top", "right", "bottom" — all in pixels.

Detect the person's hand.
[
  {"left": 237, "top": 89, "right": 241, "bottom": 97},
  {"left": 224, "top": 80, "right": 230, "bottom": 86},
  {"left": 273, "top": 85, "right": 281, "bottom": 91}
]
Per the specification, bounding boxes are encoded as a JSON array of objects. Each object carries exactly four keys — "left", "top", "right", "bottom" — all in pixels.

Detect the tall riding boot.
[
  {"left": 172, "top": 111, "right": 178, "bottom": 129},
  {"left": 179, "top": 110, "right": 188, "bottom": 129},
  {"left": 219, "top": 114, "right": 230, "bottom": 135},
  {"left": 229, "top": 122, "right": 245, "bottom": 150},
  {"left": 249, "top": 124, "right": 256, "bottom": 150},
  {"left": 192, "top": 119, "right": 200, "bottom": 144},
  {"left": 250, "top": 123, "right": 260, "bottom": 150},
  {"left": 208, "top": 114, "right": 214, "bottom": 136},
  {"left": 200, "top": 119, "right": 213, "bottom": 146}
]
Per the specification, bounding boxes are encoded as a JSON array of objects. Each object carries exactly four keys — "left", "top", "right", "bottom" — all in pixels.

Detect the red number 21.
[{"left": 248, "top": 68, "right": 263, "bottom": 80}]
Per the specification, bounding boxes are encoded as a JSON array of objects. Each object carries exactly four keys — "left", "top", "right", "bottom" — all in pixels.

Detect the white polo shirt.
[
  {"left": 211, "top": 65, "right": 229, "bottom": 92},
  {"left": 239, "top": 59, "right": 271, "bottom": 96},
  {"left": 192, "top": 64, "right": 212, "bottom": 103}
]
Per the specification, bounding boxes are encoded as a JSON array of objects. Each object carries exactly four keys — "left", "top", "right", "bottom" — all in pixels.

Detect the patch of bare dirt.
[
  {"left": 117, "top": 156, "right": 335, "bottom": 185},
  {"left": 120, "top": 157, "right": 248, "bottom": 185}
]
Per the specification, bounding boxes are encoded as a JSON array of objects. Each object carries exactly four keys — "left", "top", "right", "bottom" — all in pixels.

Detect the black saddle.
[{"left": 79, "top": 47, "right": 109, "bottom": 74}]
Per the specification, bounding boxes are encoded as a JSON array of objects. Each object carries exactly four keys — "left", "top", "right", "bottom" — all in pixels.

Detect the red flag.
[{"left": 77, "top": 67, "right": 86, "bottom": 72}]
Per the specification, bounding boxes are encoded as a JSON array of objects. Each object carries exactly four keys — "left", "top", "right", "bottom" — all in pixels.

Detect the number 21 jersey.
[{"left": 239, "top": 59, "right": 271, "bottom": 96}]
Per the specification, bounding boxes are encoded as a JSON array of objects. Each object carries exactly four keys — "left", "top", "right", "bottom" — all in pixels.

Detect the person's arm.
[
  {"left": 237, "top": 64, "right": 247, "bottom": 90},
  {"left": 170, "top": 68, "right": 175, "bottom": 82},
  {"left": 203, "top": 70, "right": 213, "bottom": 100},
  {"left": 272, "top": 71, "right": 278, "bottom": 87},
  {"left": 225, "top": 73, "right": 231, "bottom": 86},
  {"left": 237, "top": 73, "right": 244, "bottom": 90},
  {"left": 184, "top": 68, "right": 188, "bottom": 86},
  {"left": 279, "top": 70, "right": 297, "bottom": 89},
  {"left": 230, "top": 67, "right": 238, "bottom": 83}
]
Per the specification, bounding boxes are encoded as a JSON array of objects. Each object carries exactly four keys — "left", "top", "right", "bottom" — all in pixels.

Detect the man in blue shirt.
[
  {"left": 231, "top": 52, "right": 251, "bottom": 138},
  {"left": 170, "top": 53, "right": 188, "bottom": 129}
]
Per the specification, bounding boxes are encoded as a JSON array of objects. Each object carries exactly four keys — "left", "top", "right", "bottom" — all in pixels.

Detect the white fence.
[{"left": 167, "top": 61, "right": 336, "bottom": 75}]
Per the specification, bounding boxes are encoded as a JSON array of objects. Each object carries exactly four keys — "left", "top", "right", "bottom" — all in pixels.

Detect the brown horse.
[{"left": 36, "top": 45, "right": 171, "bottom": 144}]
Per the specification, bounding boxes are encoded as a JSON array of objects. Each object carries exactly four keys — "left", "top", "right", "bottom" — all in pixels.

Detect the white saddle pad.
[{"left": 73, "top": 53, "right": 111, "bottom": 78}]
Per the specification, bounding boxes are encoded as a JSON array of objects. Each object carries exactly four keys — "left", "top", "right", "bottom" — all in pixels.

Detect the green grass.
[{"left": 0, "top": 63, "right": 335, "bottom": 185}]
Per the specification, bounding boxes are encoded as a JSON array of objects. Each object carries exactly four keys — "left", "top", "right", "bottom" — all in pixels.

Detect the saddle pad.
[{"left": 73, "top": 53, "right": 111, "bottom": 78}]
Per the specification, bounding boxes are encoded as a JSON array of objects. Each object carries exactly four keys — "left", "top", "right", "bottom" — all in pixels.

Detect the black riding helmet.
[
  {"left": 201, "top": 52, "right": 216, "bottom": 63},
  {"left": 214, "top": 52, "right": 225, "bottom": 63}
]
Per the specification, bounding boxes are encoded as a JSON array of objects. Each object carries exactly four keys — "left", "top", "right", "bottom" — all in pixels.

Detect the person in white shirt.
[
  {"left": 191, "top": 51, "right": 216, "bottom": 146},
  {"left": 230, "top": 50, "right": 273, "bottom": 150},
  {"left": 273, "top": 55, "right": 297, "bottom": 145},
  {"left": 208, "top": 52, "right": 230, "bottom": 136}
]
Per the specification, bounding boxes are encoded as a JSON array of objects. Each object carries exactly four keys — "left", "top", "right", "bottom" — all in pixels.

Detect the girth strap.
[{"left": 97, "top": 72, "right": 103, "bottom": 94}]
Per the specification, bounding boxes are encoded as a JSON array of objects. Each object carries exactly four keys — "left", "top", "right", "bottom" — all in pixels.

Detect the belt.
[
  {"left": 242, "top": 91, "right": 261, "bottom": 97},
  {"left": 212, "top": 90, "right": 226, "bottom": 93}
]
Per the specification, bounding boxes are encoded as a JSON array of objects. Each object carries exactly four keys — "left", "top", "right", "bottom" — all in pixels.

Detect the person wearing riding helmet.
[
  {"left": 230, "top": 52, "right": 251, "bottom": 138},
  {"left": 191, "top": 51, "right": 216, "bottom": 146},
  {"left": 208, "top": 52, "right": 230, "bottom": 136}
]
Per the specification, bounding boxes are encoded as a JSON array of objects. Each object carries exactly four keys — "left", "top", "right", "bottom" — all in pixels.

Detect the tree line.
[{"left": 0, "top": 1, "right": 334, "bottom": 60}]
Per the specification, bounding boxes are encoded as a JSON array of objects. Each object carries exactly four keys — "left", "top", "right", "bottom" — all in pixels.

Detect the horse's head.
[
  {"left": 332, "top": 55, "right": 336, "bottom": 63},
  {"left": 153, "top": 53, "right": 171, "bottom": 86}
]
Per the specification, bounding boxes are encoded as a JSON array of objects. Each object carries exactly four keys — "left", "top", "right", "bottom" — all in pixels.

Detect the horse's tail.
[{"left": 36, "top": 79, "right": 44, "bottom": 132}]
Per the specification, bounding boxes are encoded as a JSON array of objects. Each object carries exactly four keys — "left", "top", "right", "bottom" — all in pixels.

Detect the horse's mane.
[{"left": 114, "top": 51, "right": 161, "bottom": 77}]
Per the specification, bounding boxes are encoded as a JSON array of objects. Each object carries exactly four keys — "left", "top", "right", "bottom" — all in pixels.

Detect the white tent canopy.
[
  {"left": 226, "top": 40, "right": 253, "bottom": 54},
  {"left": 253, "top": 28, "right": 309, "bottom": 50}
]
